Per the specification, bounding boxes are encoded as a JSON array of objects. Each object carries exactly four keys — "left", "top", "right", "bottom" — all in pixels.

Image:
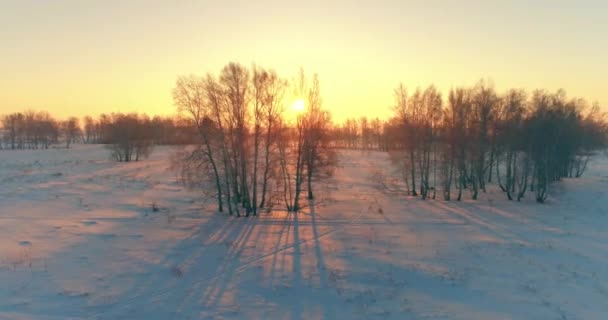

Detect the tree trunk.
[
  {"left": 252, "top": 124, "right": 260, "bottom": 216},
  {"left": 409, "top": 150, "right": 417, "bottom": 196},
  {"left": 203, "top": 134, "right": 223, "bottom": 213},
  {"left": 259, "top": 123, "right": 273, "bottom": 208}
]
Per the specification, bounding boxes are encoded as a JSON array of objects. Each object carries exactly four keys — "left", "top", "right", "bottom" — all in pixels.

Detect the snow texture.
[{"left": 0, "top": 146, "right": 607, "bottom": 319}]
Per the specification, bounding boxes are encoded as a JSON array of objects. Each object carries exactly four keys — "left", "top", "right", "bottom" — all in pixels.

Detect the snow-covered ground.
[{"left": 0, "top": 145, "right": 607, "bottom": 319}]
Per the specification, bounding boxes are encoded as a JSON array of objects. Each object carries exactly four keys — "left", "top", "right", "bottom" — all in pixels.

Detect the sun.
[{"left": 292, "top": 99, "right": 305, "bottom": 112}]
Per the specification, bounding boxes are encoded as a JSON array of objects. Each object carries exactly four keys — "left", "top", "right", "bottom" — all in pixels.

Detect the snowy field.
[{"left": 1, "top": 145, "right": 607, "bottom": 320}]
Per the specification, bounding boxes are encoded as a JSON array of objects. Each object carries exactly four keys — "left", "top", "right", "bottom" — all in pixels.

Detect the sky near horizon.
[{"left": 1, "top": 0, "right": 607, "bottom": 122}]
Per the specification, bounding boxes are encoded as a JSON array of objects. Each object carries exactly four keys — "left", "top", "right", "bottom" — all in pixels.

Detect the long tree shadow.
[
  {"left": 191, "top": 216, "right": 258, "bottom": 316},
  {"left": 289, "top": 209, "right": 303, "bottom": 320},
  {"left": 87, "top": 209, "right": 259, "bottom": 319},
  {"left": 266, "top": 210, "right": 292, "bottom": 290},
  {"left": 309, "top": 199, "right": 332, "bottom": 319}
]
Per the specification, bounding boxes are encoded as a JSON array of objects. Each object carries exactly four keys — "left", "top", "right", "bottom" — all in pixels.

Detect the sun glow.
[{"left": 292, "top": 99, "right": 305, "bottom": 112}]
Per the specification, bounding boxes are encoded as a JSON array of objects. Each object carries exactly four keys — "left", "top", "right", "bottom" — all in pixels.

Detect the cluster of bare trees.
[
  {"left": 103, "top": 114, "right": 155, "bottom": 162},
  {"left": 0, "top": 111, "right": 197, "bottom": 161},
  {"left": 82, "top": 114, "right": 196, "bottom": 145},
  {"left": 384, "top": 81, "right": 607, "bottom": 203},
  {"left": 172, "top": 63, "right": 334, "bottom": 216},
  {"left": 285, "top": 70, "right": 336, "bottom": 211},
  {"left": 61, "top": 117, "right": 81, "bottom": 148},
  {"left": 3, "top": 76, "right": 605, "bottom": 206},
  {"left": 1, "top": 111, "right": 64, "bottom": 150},
  {"left": 85, "top": 113, "right": 206, "bottom": 161},
  {"left": 331, "top": 117, "right": 384, "bottom": 149},
  {"left": 384, "top": 85, "right": 443, "bottom": 199}
]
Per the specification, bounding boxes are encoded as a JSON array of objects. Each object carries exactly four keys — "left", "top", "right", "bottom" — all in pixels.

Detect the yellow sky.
[{"left": 1, "top": 1, "right": 607, "bottom": 122}]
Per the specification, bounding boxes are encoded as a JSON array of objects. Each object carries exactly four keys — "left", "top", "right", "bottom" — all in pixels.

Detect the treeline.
[
  {"left": 0, "top": 112, "right": 197, "bottom": 152},
  {"left": 0, "top": 111, "right": 68, "bottom": 149},
  {"left": 325, "top": 83, "right": 607, "bottom": 203},
  {"left": 172, "top": 63, "right": 334, "bottom": 216},
  {"left": 332, "top": 117, "right": 384, "bottom": 149},
  {"left": 3, "top": 75, "right": 606, "bottom": 206},
  {"left": 81, "top": 114, "right": 196, "bottom": 146},
  {"left": 380, "top": 82, "right": 608, "bottom": 203}
]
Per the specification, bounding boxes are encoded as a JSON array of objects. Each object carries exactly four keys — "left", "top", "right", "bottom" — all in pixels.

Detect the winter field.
[{"left": 0, "top": 145, "right": 607, "bottom": 320}]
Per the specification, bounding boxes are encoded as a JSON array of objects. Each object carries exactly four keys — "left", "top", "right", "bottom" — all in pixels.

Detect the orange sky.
[{"left": 1, "top": 1, "right": 607, "bottom": 122}]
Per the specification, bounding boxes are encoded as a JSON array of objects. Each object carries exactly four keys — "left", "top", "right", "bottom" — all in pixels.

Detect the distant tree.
[
  {"left": 1, "top": 113, "right": 23, "bottom": 149},
  {"left": 62, "top": 117, "right": 81, "bottom": 148},
  {"left": 359, "top": 116, "right": 369, "bottom": 149},
  {"left": 345, "top": 118, "right": 359, "bottom": 148},
  {"left": 572, "top": 103, "right": 608, "bottom": 177},
  {"left": 439, "top": 105, "right": 455, "bottom": 200},
  {"left": 393, "top": 84, "right": 419, "bottom": 196},
  {"left": 369, "top": 117, "right": 383, "bottom": 149},
  {"left": 83, "top": 116, "right": 97, "bottom": 143},
  {"left": 469, "top": 81, "right": 499, "bottom": 199},
  {"left": 493, "top": 89, "right": 527, "bottom": 200},
  {"left": 302, "top": 74, "right": 334, "bottom": 200},
  {"left": 107, "top": 114, "right": 154, "bottom": 162},
  {"left": 447, "top": 88, "right": 472, "bottom": 201},
  {"left": 418, "top": 85, "right": 442, "bottom": 199}
]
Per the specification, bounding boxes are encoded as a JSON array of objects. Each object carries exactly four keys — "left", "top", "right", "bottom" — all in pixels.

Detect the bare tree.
[
  {"left": 495, "top": 89, "right": 527, "bottom": 200},
  {"left": 83, "top": 116, "right": 97, "bottom": 143},
  {"left": 393, "top": 84, "right": 419, "bottom": 196},
  {"left": 220, "top": 62, "right": 253, "bottom": 215},
  {"left": 370, "top": 117, "right": 383, "bottom": 150},
  {"left": 439, "top": 106, "right": 456, "bottom": 200},
  {"left": 1, "top": 113, "right": 23, "bottom": 150},
  {"left": 469, "top": 81, "right": 498, "bottom": 199},
  {"left": 62, "top": 117, "right": 81, "bottom": 148},
  {"left": 107, "top": 114, "right": 154, "bottom": 162},
  {"left": 274, "top": 68, "right": 335, "bottom": 211},
  {"left": 173, "top": 75, "right": 226, "bottom": 213},
  {"left": 302, "top": 74, "right": 333, "bottom": 200},
  {"left": 258, "top": 69, "right": 287, "bottom": 210},
  {"left": 418, "top": 86, "right": 442, "bottom": 199}
]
